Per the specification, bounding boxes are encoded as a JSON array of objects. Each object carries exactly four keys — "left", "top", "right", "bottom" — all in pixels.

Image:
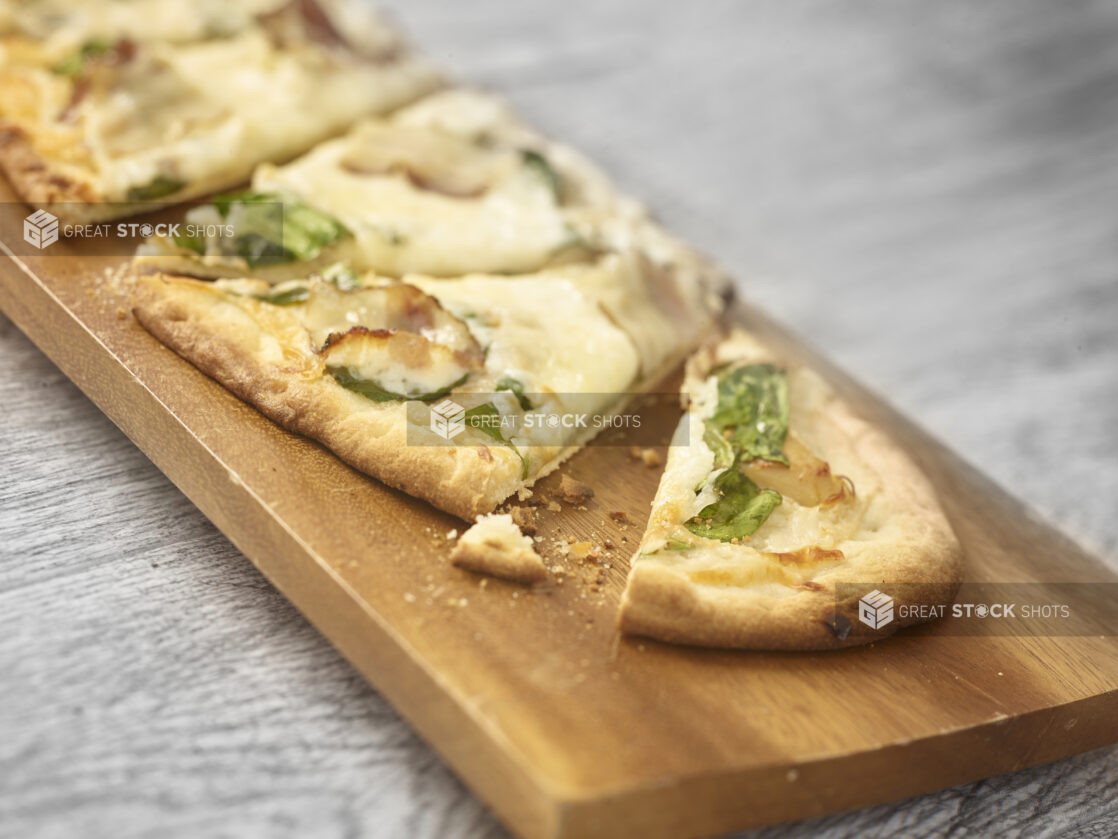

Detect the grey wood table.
[{"left": 2, "top": 1, "right": 1116, "bottom": 836}]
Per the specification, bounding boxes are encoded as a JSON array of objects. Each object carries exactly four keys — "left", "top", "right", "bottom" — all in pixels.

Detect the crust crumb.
[
  {"left": 629, "top": 446, "right": 663, "bottom": 467},
  {"left": 450, "top": 513, "right": 548, "bottom": 584},
  {"left": 547, "top": 500, "right": 562, "bottom": 513},
  {"left": 608, "top": 510, "right": 631, "bottom": 526},
  {"left": 557, "top": 474, "right": 594, "bottom": 505},
  {"left": 568, "top": 541, "right": 602, "bottom": 562},
  {"left": 508, "top": 505, "right": 537, "bottom": 535}
]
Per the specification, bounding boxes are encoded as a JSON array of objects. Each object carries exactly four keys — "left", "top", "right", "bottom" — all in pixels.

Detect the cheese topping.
[{"left": 253, "top": 111, "right": 573, "bottom": 277}]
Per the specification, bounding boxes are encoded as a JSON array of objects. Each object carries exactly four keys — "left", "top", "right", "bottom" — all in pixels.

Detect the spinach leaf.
[
  {"left": 127, "top": 175, "right": 185, "bottom": 202},
  {"left": 257, "top": 285, "right": 310, "bottom": 306},
  {"left": 521, "top": 149, "right": 561, "bottom": 201},
  {"left": 212, "top": 191, "right": 349, "bottom": 266},
  {"left": 173, "top": 233, "right": 206, "bottom": 255},
  {"left": 689, "top": 363, "right": 790, "bottom": 541},
  {"left": 464, "top": 402, "right": 505, "bottom": 443},
  {"left": 330, "top": 368, "right": 467, "bottom": 403},
  {"left": 464, "top": 402, "right": 528, "bottom": 479},
  {"left": 51, "top": 40, "right": 110, "bottom": 77},
  {"left": 495, "top": 375, "right": 532, "bottom": 410},
  {"left": 706, "top": 363, "right": 789, "bottom": 466},
  {"left": 685, "top": 468, "right": 782, "bottom": 542},
  {"left": 319, "top": 262, "right": 363, "bottom": 291}
]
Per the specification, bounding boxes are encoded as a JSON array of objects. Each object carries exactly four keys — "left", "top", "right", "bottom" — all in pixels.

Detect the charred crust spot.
[{"left": 823, "top": 613, "right": 852, "bottom": 640}]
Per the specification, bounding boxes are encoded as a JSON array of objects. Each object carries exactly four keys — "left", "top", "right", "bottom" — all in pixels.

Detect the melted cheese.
[
  {"left": 409, "top": 272, "right": 641, "bottom": 406},
  {"left": 253, "top": 116, "right": 572, "bottom": 276}
]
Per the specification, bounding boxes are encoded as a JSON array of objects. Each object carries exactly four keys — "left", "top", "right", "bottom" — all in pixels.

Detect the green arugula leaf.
[
  {"left": 495, "top": 375, "right": 532, "bottom": 410},
  {"left": 685, "top": 468, "right": 782, "bottom": 541},
  {"left": 664, "top": 540, "right": 695, "bottom": 552},
  {"left": 330, "top": 368, "right": 467, "bottom": 403}
]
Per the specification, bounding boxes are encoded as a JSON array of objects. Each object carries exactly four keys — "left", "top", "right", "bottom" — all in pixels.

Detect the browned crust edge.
[{"left": 0, "top": 122, "right": 104, "bottom": 217}]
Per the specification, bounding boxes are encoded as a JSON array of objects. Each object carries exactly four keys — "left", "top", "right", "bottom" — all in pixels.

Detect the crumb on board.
[
  {"left": 449, "top": 513, "right": 548, "bottom": 584},
  {"left": 508, "top": 505, "right": 537, "bottom": 535},
  {"left": 445, "top": 528, "right": 458, "bottom": 540},
  {"left": 556, "top": 474, "right": 594, "bottom": 505},
  {"left": 547, "top": 500, "right": 562, "bottom": 513},
  {"left": 608, "top": 510, "right": 631, "bottom": 526},
  {"left": 517, "top": 487, "right": 534, "bottom": 502},
  {"left": 568, "top": 541, "right": 601, "bottom": 562},
  {"left": 629, "top": 446, "right": 663, "bottom": 468}
]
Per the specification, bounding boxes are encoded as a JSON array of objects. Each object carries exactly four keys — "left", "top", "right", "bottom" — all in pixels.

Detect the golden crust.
[
  {"left": 450, "top": 514, "right": 548, "bottom": 584},
  {"left": 619, "top": 336, "right": 963, "bottom": 650},
  {"left": 131, "top": 273, "right": 529, "bottom": 520},
  {"left": 0, "top": 123, "right": 106, "bottom": 220}
]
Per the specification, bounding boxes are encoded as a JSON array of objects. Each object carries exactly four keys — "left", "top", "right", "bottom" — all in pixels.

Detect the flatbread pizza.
[
  {"left": 619, "top": 331, "right": 963, "bottom": 649},
  {"left": 0, "top": 0, "right": 440, "bottom": 222}
]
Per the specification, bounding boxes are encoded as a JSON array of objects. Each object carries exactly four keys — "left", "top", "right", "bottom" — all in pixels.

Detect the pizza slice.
[
  {"left": 131, "top": 254, "right": 722, "bottom": 518},
  {"left": 135, "top": 89, "right": 716, "bottom": 285},
  {"left": 0, "top": 0, "right": 441, "bottom": 222},
  {"left": 619, "top": 330, "right": 963, "bottom": 649}
]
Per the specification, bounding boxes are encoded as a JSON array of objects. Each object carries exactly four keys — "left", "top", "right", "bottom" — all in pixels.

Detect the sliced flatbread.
[
  {"left": 135, "top": 88, "right": 725, "bottom": 290},
  {"left": 0, "top": 0, "right": 440, "bottom": 222},
  {"left": 132, "top": 253, "right": 721, "bottom": 518},
  {"left": 619, "top": 331, "right": 963, "bottom": 650}
]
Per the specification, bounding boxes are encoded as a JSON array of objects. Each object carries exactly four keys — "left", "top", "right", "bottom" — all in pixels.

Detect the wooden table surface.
[{"left": 2, "top": 1, "right": 1116, "bottom": 836}]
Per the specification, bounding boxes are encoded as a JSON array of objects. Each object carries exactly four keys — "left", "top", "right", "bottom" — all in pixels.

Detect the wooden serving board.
[{"left": 2, "top": 193, "right": 1116, "bottom": 839}]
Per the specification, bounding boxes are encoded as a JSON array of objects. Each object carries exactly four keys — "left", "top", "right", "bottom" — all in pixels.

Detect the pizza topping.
[
  {"left": 702, "top": 363, "right": 789, "bottom": 470},
  {"left": 212, "top": 191, "right": 350, "bottom": 267},
  {"left": 301, "top": 281, "right": 484, "bottom": 363},
  {"left": 337, "top": 125, "right": 556, "bottom": 201},
  {"left": 686, "top": 467, "right": 782, "bottom": 542},
  {"left": 297, "top": 280, "right": 486, "bottom": 402},
  {"left": 689, "top": 363, "right": 853, "bottom": 542},
  {"left": 127, "top": 174, "right": 185, "bottom": 202},
  {"left": 495, "top": 375, "right": 532, "bottom": 410},
  {"left": 323, "top": 328, "right": 471, "bottom": 402},
  {"left": 742, "top": 433, "right": 850, "bottom": 507},
  {"left": 520, "top": 149, "right": 561, "bottom": 201},
  {"left": 763, "top": 546, "right": 845, "bottom": 566},
  {"left": 259, "top": 0, "right": 349, "bottom": 51}
]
